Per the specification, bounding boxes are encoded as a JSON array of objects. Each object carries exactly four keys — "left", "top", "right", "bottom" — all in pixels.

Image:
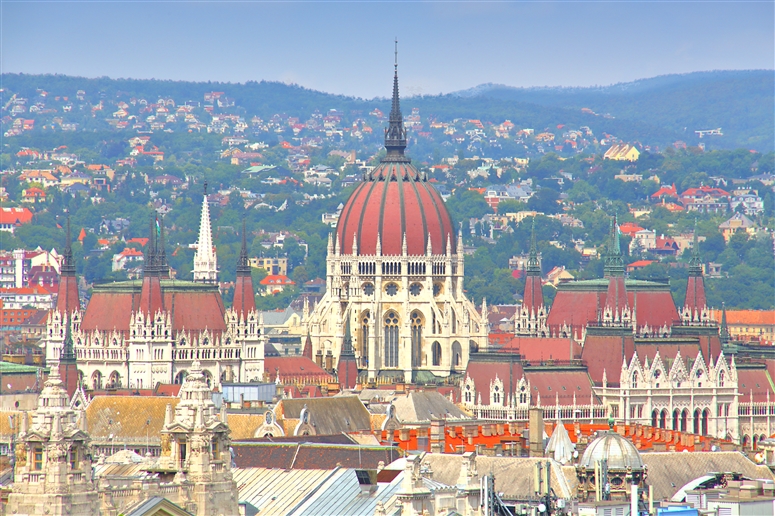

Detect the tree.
[{"left": 527, "top": 187, "right": 561, "bottom": 214}]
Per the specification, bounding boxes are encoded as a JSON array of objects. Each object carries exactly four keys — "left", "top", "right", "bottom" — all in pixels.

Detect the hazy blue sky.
[{"left": 2, "top": 1, "right": 773, "bottom": 98}]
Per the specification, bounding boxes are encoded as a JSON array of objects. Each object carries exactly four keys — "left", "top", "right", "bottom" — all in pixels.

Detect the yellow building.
[
  {"left": 250, "top": 256, "right": 288, "bottom": 276},
  {"left": 713, "top": 309, "right": 775, "bottom": 344},
  {"left": 604, "top": 144, "right": 640, "bottom": 162}
]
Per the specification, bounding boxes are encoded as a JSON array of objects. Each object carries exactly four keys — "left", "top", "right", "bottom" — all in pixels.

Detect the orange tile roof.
[{"left": 713, "top": 310, "right": 775, "bottom": 326}]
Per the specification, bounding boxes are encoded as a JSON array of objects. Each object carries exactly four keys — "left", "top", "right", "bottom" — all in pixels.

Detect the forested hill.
[
  {"left": 453, "top": 70, "right": 774, "bottom": 151},
  {"left": 3, "top": 70, "right": 772, "bottom": 151}
]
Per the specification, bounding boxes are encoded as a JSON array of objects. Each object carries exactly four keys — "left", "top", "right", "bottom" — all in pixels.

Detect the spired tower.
[
  {"left": 157, "top": 360, "right": 239, "bottom": 516},
  {"left": 515, "top": 217, "right": 548, "bottom": 337},
  {"left": 307, "top": 50, "right": 487, "bottom": 383},
  {"left": 601, "top": 216, "right": 632, "bottom": 327},
  {"left": 680, "top": 220, "right": 711, "bottom": 325},
  {"left": 193, "top": 183, "right": 218, "bottom": 283},
  {"left": 6, "top": 365, "right": 100, "bottom": 515}
]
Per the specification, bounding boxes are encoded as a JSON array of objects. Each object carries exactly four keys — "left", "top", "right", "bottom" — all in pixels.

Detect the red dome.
[{"left": 337, "top": 161, "right": 456, "bottom": 256}]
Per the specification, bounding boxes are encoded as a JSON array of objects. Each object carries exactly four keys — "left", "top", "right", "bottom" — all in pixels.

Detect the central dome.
[{"left": 336, "top": 63, "right": 456, "bottom": 257}]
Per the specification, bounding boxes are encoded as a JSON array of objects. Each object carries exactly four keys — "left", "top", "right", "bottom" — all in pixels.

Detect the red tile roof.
[{"left": 0, "top": 207, "right": 33, "bottom": 226}]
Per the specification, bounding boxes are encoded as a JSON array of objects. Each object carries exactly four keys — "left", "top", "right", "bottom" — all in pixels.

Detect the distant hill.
[
  {"left": 3, "top": 70, "right": 772, "bottom": 151},
  {"left": 452, "top": 70, "right": 775, "bottom": 151}
]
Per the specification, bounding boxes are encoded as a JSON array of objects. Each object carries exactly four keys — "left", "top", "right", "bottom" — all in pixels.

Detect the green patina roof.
[
  {"left": 91, "top": 279, "right": 219, "bottom": 293},
  {"left": 557, "top": 278, "right": 671, "bottom": 292},
  {"left": 0, "top": 361, "right": 42, "bottom": 374}
]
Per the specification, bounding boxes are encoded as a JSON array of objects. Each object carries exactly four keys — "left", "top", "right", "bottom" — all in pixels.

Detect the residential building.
[
  {"left": 604, "top": 143, "right": 640, "bottom": 161},
  {"left": 250, "top": 256, "right": 288, "bottom": 276},
  {"left": 719, "top": 213, "right": 758, "bottom": 242},
  {"left": 0, "top": 207, "right": 33, "bottom": 233}
]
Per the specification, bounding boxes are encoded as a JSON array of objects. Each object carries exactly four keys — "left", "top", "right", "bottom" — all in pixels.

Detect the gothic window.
[
  {"left": 433, "top": 283, "right": 442, "bottom": 297},
  {"left": 631, "top": 371, "right": 639, "bottom": 388},
  {"left": 385, "top": 283, "right": 398, "bottom": 296},
  {"left": 493, "top": 385, "right": 501, "bottom": 405},
  {"left": 361, "top": 311, "right": 370, "bottom": 355},
  {"left": 411, "top": 311, "right": 423, "bottom": 368},
  {"left": 363, "top": 283, "right": 374, "bottom": 296},
  {"left": 69, "top": 448, "right": 79, "bottom": 470},
  {"left": 718, "top": 370, "right": 725, "bottom": 387},
  {"left": 203, "top": 338, "right": 210, "bottom": 346},
  {"left": 519, "top": 386, "right": 528, "bottom": 404},
  {"left": 409, "top": 283, "right": 422, "bottom": 296},
  {"left": 464, "top": 384, "right": 472, "bottom": 403},
  {"left": 431, "top": 341, "right": 442, "bottom": 367},
  {"left": 384, "top": 311, "right": 399, "bottom": 368},
  {"left": 451, "top": 341, "right": 462, "bottom": 368}
]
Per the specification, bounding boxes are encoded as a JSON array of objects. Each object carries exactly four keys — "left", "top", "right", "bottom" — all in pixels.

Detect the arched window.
[
  {"left": 693, "top": 409, "right": 701, "bottom": 435},
  {"left": 432, "top": 341, "right": 442, "bottom": 367},
  {"left": 673, "top": 409, "right": 680, "bottom": 430},
  {"left": 660, "top": 409, "right": 667, "bottom": 429},
  {"left": 464, "top": 384, "right": 472, "bottom": 403},
  {"left": 492, "top": 385, "right": 501, "bottom": 405},
  {"left": 681, "top": 409, "right": 688, "bottom": 432},
  {"left": 360, "top": 311, "right": 370, "bottom": 356},
  {"left": 451, "top": 341, "right": 462, "bottom": 368},
  {"left": 384, "top": 311, "right": 399, "bottom": 368},
  {"left": 718, "top": 370, "right": 725, "bottom": 387},
  {"left": 631, "top": 371, "right": 639, "bottom": 388},
  {"left": 411, "top": 311, "right": 423, "bottom": 368},
  {"left": 702, "top": 409, "right": 710, "bottom": 436},
  {"left": 651, "top": 410, "right": 658, "bottom": 428},
  {"left": 519, "top": 385, "right": 528, "bottom": 404}
]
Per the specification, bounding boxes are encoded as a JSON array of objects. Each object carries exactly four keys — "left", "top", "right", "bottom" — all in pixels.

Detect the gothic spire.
[
  {"left": 603, "top": 215, "right": 624, "bottom": 277},
  {"left": 342, "top": 316, "right": 354, "bottom": 355},
  {"left": 527, "top": 216, "right": 540, "bottom": 274},
  {"left": 237, "top": 218, "right": 251, "bottom": 277},
  {"left": 720, "top": 302, "right": 730, "bottom": 344},
  {"left": 145, "top": 216, "right": 157, "bottom": 276},
  {"left": 61, "top": 216, "right": 76, "bottom": 276},
  {"left": 383, "top": 39, "right": 409, "bottom": 163},
  {"left": 193, "top": 182, "right": 218, "bottom": 283},
  {"left": 158, "top": 213, "right": 170, "bottom": 278},
  {"left": 689, "top": 218, "right": 702, "bottom": 275}
]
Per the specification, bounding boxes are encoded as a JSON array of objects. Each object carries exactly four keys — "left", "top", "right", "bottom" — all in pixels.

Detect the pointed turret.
[
  {"left": 232, "top": 219, "right": 256, "bottom": 317},
  {"left": 55, "top": 216, "right": 81, "bottom": 315},
  {"left": 522, "top": 216, "right": 544, "bottom": 312},
  {"left": 139, "top": 216, "right": 164, "bottom": 317},
  {"left": 684, "top": 219, "right": 707, "bottom": 317},
  {"left": 720, "top": 303, "right": 730, "bottom": 345},
  {"left": 382, "top": 40, "right": 410, "bottom": 164},
  {"left": 193, "top": 181, "right": 218, "bottom": 283},
  {"left": 157, "top": 213, "right": 170, "bottom": 279},
  {"left": 58, "top": 314, "right": 79, "bottom": 397},
  {"left": 338, "top": 316, "right": 358, "bottom": 390},
  {"left": 603, "top": 216, "right": 628, "bottom": 318}
]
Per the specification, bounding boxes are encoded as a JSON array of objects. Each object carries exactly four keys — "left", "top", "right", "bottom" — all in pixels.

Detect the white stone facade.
[
  {"left": 307, "top": 232, "right": 488, "bottom": 383},
  {"left": 45, "top": 304, "right": 264, "bottom": 390}
]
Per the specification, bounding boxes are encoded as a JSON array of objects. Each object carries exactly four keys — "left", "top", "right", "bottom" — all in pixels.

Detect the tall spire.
[
  {"left": 689, "top": 218, "right": 702, "bottom": 274},
  {"left": 55, "top": 215, "right": 81, "bottom": 315},
  {"left": 193, "top": 181, "right": 218, "bottom": 283},
  {"left": 157, "top": 213, "right": 170, "bottom": 279},
  {"left": 684, "top": 218, "right": 707, "bottom": 318},
  {"left": 232, "top": 218, "right": 256, "bottom": 316},
  {"left": 237, "top": 218, "right": 250, "bottom": 277},
  {"left": 603, "top": 215, "right": 624, "bottom": 278},
  {"left": 720, "top": 302, "right": 730, "bottom": 344},
  {"left": 527, "top": 216, "right": 540, "bottom": 273},
  {"left": 61, "top": 215, "right": 75, "bottom": 276},
  {"left": 383, "top": 39, "right": 409, "bottom": 163},
  {"left": 145, "top": 216, "right": 157, "bottom": 276}
]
